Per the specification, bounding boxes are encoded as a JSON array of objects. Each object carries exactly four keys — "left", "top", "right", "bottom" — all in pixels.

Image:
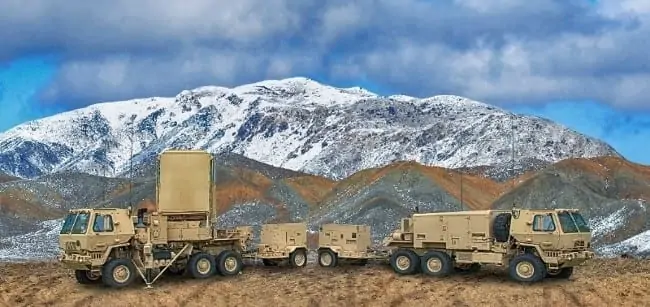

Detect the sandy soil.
[{"left": 0, "top": 259, "right": 649, "bottom": 307}]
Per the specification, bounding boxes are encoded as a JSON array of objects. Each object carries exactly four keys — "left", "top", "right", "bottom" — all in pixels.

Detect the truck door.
[
  {"left": 529, "top": 213, "right": 560, "bottom": 250},
  {"left": 90, "top": 213, "right": 116, "bottom": 252}
]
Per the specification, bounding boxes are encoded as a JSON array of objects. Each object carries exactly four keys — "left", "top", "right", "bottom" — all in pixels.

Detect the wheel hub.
[
  {"left": 224, "top": 256, "right": 238, "bottom": 272},
  {"left": 112, "top": 265, "right": 130, "bottom": 283},
  {"left": 197, "top": 258, "right": 211, "bottom": 274},
  {"left": 85, "top": 271, "right": 100, "bottom": 280},
  {"left": 294, "top": 253, "right": 306, "bottom": 266},
  {"left": 396, "top": 255, "right": 411, "bottom": 270},
  {"left": 516, "top": 261, "right": 535, "bottom": 278},
  {"left": 427, "top": 258, "right": 442, "bottom": 272}
]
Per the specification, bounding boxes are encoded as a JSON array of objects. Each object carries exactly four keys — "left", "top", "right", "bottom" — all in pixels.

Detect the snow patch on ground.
[
  {"left": 589, "top": 207, "right": 629, "bottom": 238},
  {"left": 597, "top": 230, "right": 650, "bottom": 258},
  {"left": 0, "top": 219, "right": 62, "bottom": 262}
]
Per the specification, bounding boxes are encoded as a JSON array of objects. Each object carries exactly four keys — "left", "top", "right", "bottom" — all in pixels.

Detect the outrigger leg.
[{"left": 133, "top": 244, "right": 192, "bottom": 289}]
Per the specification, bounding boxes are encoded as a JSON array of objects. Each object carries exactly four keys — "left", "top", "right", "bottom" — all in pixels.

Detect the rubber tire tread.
[
  {"left": 508, "top": 253, "right": 547, "bottom": 283},
  {"left": 547, "top": 267, "right": 574, "bottom": 279},
  {"left": 390, "top": 249, "right": 420, "bottom": 275},
  {"left": 74, "top": 270, "right": 100, "bottom": 284},
  {"left": 493, "top": 213, "right": 512, "bottom": 243},
  {"left": 101, "top": 258, "right": 137, "bottom": 288},
  {"left": 216, "top": 250, "right": 243, "bottom": 276},
  {"left": 421, "top": 251, "right": 454, "bottom": 277},
  {"left": 290, "top": 249, "right": 307, "bottom": 268},
  {"left": 318, "top": 249, "right": 338, "bottom": 267},
  {"left": 187, "top": 252, "right": 217, "bottom": 279}
]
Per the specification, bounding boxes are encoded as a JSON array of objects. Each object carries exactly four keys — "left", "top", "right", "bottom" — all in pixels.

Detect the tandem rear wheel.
[
  {"left": 390, "top": 249, "right": 420, "bottom": 275},
  {"left": 188, "top": 252, "right": 217, "bottom": 279},
  {"left": 216, "top": 250, "right": 243, "bottom": 276},
  {"left": 421, "top": 251, "right": 453, "bottom": 277}
]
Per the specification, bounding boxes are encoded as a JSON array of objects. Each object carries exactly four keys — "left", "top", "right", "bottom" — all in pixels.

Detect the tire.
[
  {"left": 262, "top": 259, "right": 278, "bottom": 266},
  {"left": 547, "top": 267, "right": 574, "bottom": 279},
  {"left": 455, "top": 263, "right": 481, "bottom": 274},
  {"left": 509, "top": 253, "right": 547, "bottom": 283},
  {"left": 101, "top": 258, "right": 137, "bottom": 288},
  {"left": 420, "top": 251, "right": 453, "bottom": 277},
  {"left": 390, "top": 249, "right": 420, "bottom": 275},
  {"left": 165, "top": 265, "right": 186, "bottom": 276},
  {"left": 493, "top": 213, "right": 512, "bottom": 243},
  {"left": 290, "top": 249, "right": 307, "bottom": 268},
  {"left": 352, "top": 259, "right": 368, "bottom": 266},
  {"left": 318, "top": 249, "right": 338, "bottom": 268},
  {"left": 74, "top": 269, "right": 101, "bottom": 284},
  {"left": 216, "top": 250, "right": 243, "bottom": 276},
  {"left": 187, "top": 252, "right": 217, "bottom": 279}
]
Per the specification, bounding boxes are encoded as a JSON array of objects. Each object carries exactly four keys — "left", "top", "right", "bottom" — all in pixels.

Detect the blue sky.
[{"left": 0, "top": 0, "right": 649, "bottom": 165}]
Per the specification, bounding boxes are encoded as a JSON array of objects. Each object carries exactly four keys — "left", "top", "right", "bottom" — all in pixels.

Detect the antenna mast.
[
  {"left": 129, "top": 123, "right": 134, "bottom": 209},
  {"left": 102, "top": 139, "right": 107, "bottom": 203},
  {"left": 458, "top": 153, "right": 463, "bottom": 211},
  {"left": 510, "top": 112, "right": 516, "bottom": 209}
]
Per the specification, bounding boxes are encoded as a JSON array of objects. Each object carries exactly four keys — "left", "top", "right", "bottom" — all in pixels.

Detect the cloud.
[{"left": 0, "top": 0, "right": 649, "bottom": 109}]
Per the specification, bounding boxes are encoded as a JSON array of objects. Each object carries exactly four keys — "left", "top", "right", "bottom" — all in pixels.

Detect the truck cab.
[
  {"left": 58, "top": 208, "right": 135, "bottom": 282},
  {"left": 508, "top": 208, "right": 591, "bottom": 251}
]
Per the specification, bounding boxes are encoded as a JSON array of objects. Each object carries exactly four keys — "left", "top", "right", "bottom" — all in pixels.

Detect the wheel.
[
  {"left": 547, "top": 267, "right": 574, "bottom": 279},
  {"left": 421, "top": 251, "right": 453, "bottom": 277},
  {"left": 216, "top": 250, "right": 243, "bottom": 276},
  {"left": 493, "top": 213, "right": 512, "bottom": 243},
  {"left": 455, "top": 263, "right": 481, "bottom": 273},
  {"left": 290, "top": 249, "right": 307, "bottom": 268},
  {"left": 101, "top": 258, "right": 137, "bottom": 288},
  {"left": 165, "top": 265, "right": 186, "bottom": 276},
  {"left": 352, "top": 259, "right": 368, "bottom": 266},
  {"left": 509, "top": 253, "right": 547, "bottom": 283},
  {"left": 389, "top": 249, "right": 420, "bottom": 275},
  {"left": 318, "top": 249, "right": 338, "bottom": 267},
  {"left": 188, "top": 252, "right": 217, "bottom": 279},
  {"left": 74, "top": 269, "right": 101, "bottom": 284},
  {"left": 262, "top": 259, "right": 278, "bottom": 266}
]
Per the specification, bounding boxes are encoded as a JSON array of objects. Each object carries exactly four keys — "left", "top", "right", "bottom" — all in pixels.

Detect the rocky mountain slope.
[
  {"left": 1, "top": 154, "right": 648, "bottom": 261},
  {"left": 492, "top": 157, "right": 650, "bottom": 257},
  {"left": 0, "top": 77, "right": 619, "bottom": 182}
]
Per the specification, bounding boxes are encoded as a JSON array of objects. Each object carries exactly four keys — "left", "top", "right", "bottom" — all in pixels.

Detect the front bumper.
[
  {"left": 558, "top": 250, "right": 595, "bottom": 266},
  {"left": 58, "top": 251, "right": 92, "bottom": 269}
]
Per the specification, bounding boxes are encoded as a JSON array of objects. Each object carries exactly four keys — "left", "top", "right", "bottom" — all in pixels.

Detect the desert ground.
[{"left": 0, "top": 258, "right": 648, "bottom": 307}]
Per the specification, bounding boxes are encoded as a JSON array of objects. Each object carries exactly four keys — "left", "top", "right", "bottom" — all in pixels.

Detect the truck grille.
[
  {"left": 574, "top": 240, "right": 585, "bottom": 248},
  {"left": 65, "top": 241, "right": 78, "bottom": 251}
]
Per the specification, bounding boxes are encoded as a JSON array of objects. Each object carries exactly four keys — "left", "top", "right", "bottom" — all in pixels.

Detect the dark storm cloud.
[{"left": 0, "top": 0, "right": 648, "bottom": 109}]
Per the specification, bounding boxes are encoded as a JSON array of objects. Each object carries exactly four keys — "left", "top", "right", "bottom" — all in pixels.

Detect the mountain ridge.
[{"left": 0, "top": 77, "right": 619, "bottom": 181}]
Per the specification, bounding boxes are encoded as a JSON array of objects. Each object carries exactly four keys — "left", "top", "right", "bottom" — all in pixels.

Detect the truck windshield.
[
  {"left": 59, "top": 212, "right": 91, "bottom": 234},
  {"left": 557, "top": 211, "right": 590, "bottom": 233}
]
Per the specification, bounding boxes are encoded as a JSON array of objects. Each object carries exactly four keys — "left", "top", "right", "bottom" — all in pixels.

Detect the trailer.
[
  {"left": 241, "top": 222, "right": 308, "bottom": 267},
  {"left": 316, "top": 224, "right": 388, "bottom": 267}
]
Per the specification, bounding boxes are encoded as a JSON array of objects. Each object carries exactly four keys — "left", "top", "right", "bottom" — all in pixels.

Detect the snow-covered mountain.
[{"left": 0, "top": 77, "right": 619, "bottom": 180}]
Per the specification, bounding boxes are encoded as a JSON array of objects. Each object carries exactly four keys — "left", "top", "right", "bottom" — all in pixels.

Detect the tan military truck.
[
  {"left": 383, "top": 208, "right": 595, "bottom": 283},
  {"left": 317, "top": 224, "right": 384, "bottom": 267},
  {"left": 57, "top": 150, "right": 300, "bottom": 289},
  {"left": 250, "top": 222, "right": 308, "bottom": 267}
]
